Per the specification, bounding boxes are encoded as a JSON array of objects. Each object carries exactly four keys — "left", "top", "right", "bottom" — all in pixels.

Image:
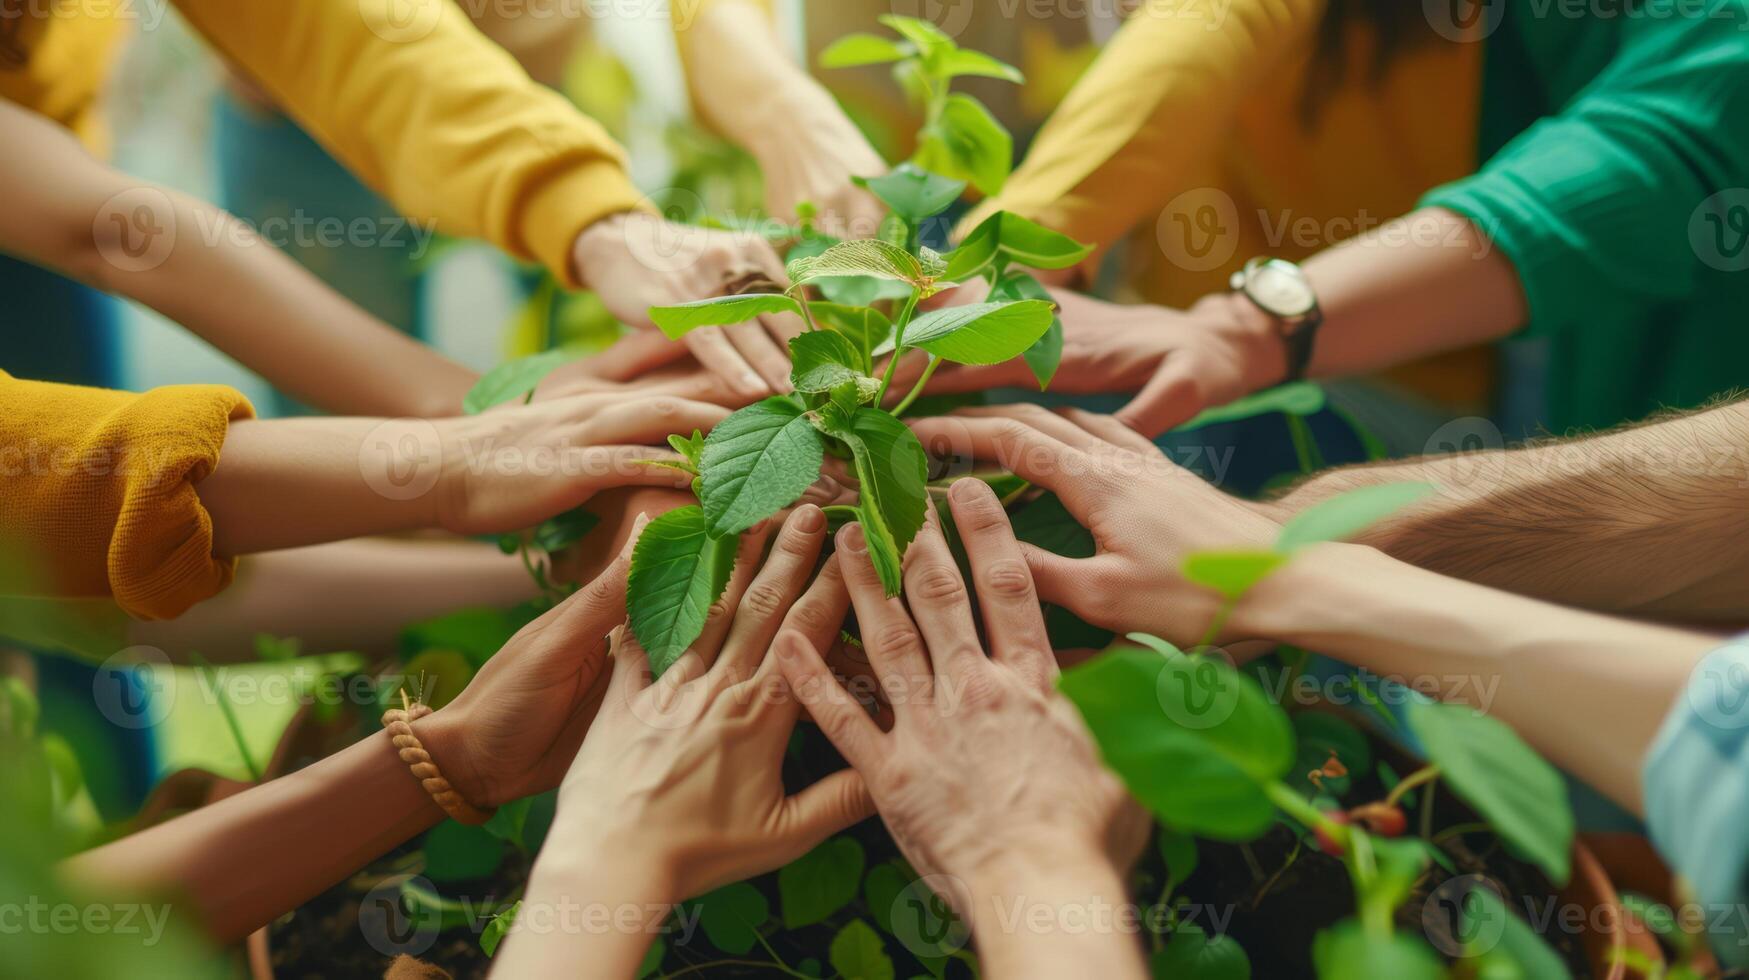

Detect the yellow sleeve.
[
  {"left": 170, "top": 0, "right": 649, "bottom": 287},
  {"left": 0, "top": 372, "right": 255, "bottom": 621},
  {"left": 961, "top": 0, "right": 1324, "bottom": 257}
]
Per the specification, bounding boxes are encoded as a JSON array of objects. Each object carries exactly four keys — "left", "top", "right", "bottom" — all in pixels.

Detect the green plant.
[{"left": 1059, "top": 485, "right": 1581, "bottom": 979}]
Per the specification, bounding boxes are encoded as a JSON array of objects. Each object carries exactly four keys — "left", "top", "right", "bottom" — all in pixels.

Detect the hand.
[
  {"left": 909, "top": 405, "right": 1282, "bottom": 648},
  {"left": 531, "top": 331, "right": 759, "bottom": 410},
  {"left": 922, "top": 288, "right": 1287, "bottom": 437},
  {"left": 776, "top": 482, "right": 1149, "bottom": 903},
  {"left": 432, "top": 392, "right": 728, "bottom": 536},
  {"left": 755, "top": 119, "right": 888, "bottom": 241},
  {"left": 571, "top": 212, "right": 803, "bottom": 398},
  {"left": 419, "top": 519, "right": 649, "bottom": 808},
  {"left": 548, "top": 505, "right": 876, "bottom": 901}
]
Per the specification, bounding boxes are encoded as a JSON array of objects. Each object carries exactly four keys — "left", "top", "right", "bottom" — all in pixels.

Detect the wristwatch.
[{"left": 1229, "top": 257, "right": 1323, "bottom": 383}]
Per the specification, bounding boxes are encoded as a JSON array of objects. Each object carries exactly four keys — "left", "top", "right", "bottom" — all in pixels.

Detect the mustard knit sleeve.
[
  {"left": 959, "top": 0, "right": 1323, "bottom": 256},
  {"left": 169, "top": 0, "right": 649, "bottom": 288},
  {"left": 0, "top": 372, "right": 255, "bottom": 621}
]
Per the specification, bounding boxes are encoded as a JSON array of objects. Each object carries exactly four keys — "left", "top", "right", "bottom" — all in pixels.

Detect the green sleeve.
[{"left": 1421, "top": 5, "right": 1749, "bottom": 339}]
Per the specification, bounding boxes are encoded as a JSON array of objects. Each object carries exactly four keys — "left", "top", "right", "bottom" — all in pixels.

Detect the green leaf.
[
  {"left": 830, "top": 409, "right": 929, "bottom": 596},
  {"left": 479, "top": 900, "right": 519, "bottom": 957},
  {"left": 941, "top": 48, "right": 1023, "bottom": 83},
  {"left": 1456, "top": 878, "right": 1573, "bottom": 979},
  {"left": 780, "top": 837, "right": 865, "bottom": 928},
  {"left": 820, "top": 32, "right": 911, "bottom": 68},
  {"left": 830, "top": 919, "right": 895, "bottom": 980},
  {"left": 627, "top": 506, "right": 739, "bottom": 675},
  {"left": 1276, "top": 483, "right": 1438, "bottom": 552},
  {"left": 810, "top": 303, "right": 894, "bottom": 372},
  {"left": 946, "top": 211, "right": 1092, "bottom": 280},
  {"left": 902, "top": 300, "right": 1055, "bottom": 365},
  {"left": 1405, "top": 699, "right": 1572, "bottom": 883},
  {"left": 1151, "top": 923, "right": 1250, "bottom": 980},
  {"left": 699, "top": 398, "right": 825, "bottom": 536},
  {"left": 1174, "top": 382, "right": 1327, "bottom": 432},
  {"left": 667, "top": 429, "right": 705, "bottom": 470},
  {"left": 788, "top": 236, "right": 914, "bottom": 307},
  {"left": 532, "top": 506, "right": 600, "bottom": 553},
  {"left": 853, "top": 164, "right": 966, "bottom": 224},
  {"left": 1059, "top": 647, "right": 1295, "bottom": 840},
  {"left": 990, "top": 272, "right": 1063, "bottom": 388},
  {"left": 1311, "top": 921, "right": 1444, "bottom": 980},
  {"left": 877, "top": 14, "right": 953, "bottom": 63},
  {"left": 1158, "top": 828, "right": 1199, "bottom": 891},
  {"left": 463, "top": 348, "right": 578, "bottom": 413},
  {"left": 863, "top": 861, "right": 911, "bottom": 935},
  {"left": 1181, "top": 550, "right": 1287, "bottom": 602},
  {"left": 789, "top": 239, "right": 926, "bottom": 288},
  {"left": 696, "top": 882, "right": 770, "bottom": 956},
  {"left": 1356, "top": 834, "right": 1431, "bottom": 930},
  {"left": 790, "top": 331, "right": 867, "bottom": 393},
  {"left": 422, "top": 820, "right": 505, "bottom": 882},
  {"left": 637, "top": 937, "right": 665, "bottom": 979},
  {"left": 648, "top": 293, "right": 801, "bottom": 339},
  {"left": 915, "top": 94, "right": 1013, "bottom": 196}
]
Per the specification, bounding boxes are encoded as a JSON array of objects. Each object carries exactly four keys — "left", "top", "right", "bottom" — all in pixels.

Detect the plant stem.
[
  {"left": 795, "top": 296, "right": 820, "bottom": 333},
  {"left": 1266, "top": 781, "right": 1343, "bottom": 843},
  {"left": 873, "top": 289, "right": 921, "bottom": 406},
  {"left": 1285, "top": 413, "right": 1324, "bottom": 474},
  {"left": 193, "top": 653, "right": 262, "bottom": 782},
  {"left": 1195, "top": 598, "right": 1238, "bottom": 652},
  {"left": 1419, "top": 781, "right": 1438, "bottom": 840},
  {"left": 1383, "top": 765, "right": 1440, "bottom": 810},
  {"left": 890, "top": 355, "right": 942, "bottom": 417}
]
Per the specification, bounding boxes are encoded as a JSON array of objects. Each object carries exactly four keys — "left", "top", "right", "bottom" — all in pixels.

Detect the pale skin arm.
[
  {"left": 1239, "top": 544, "right": 1724, "bottom": 814},
  {"left": 0, "top": 101, "right": 477, "bottom": 418},
  {"left": 1259, "top": 398, "right": 1749, "bottom": 622}
]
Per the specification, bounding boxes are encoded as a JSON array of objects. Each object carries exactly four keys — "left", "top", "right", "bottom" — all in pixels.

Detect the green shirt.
[{"left": 1422, "top": 0, "right": 1749, "bottom": 432}]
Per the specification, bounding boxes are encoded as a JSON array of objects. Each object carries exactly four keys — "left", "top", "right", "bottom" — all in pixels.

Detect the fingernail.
[
  {"left": 793, "top": 504, "right": 825, "bottom": 532},
  {"left": 949, "top": 478, "right": 984, "bottom": 503},
  {"left": 838, "top": 522, "right": 867, "bottom": 554}
]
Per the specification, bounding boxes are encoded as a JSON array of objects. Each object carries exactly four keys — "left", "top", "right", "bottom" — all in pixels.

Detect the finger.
[
  {"left": 580, "top": 397, "right": 732, "bottom": 445},
  {"left": 608, "top": 626, "right": 653, "bottom": 695},
  {"left": 836, "top": 523, "right": 933, "bottom": 709},
  {"left": 686, "top": 522, "right": 776, "bottom": 675},
  {"left": 725, "top": 319, "right": 795, "bottom": 393},
  {"left": 899, "top": 515, "right": 989, "bottom": 683},
  {"left": 685, "top": 328, "right": 771, "bottom": 399},
  {"left": 588, "top": 446, "right": 698, "bottom": 492},
  {"left": 1056, "top": 407, "right": 1164, "bottom": 457},
  {"left": 1019, "top": 543, "right": 1123, "bottom": 626},
  {"left": 576, "top": 330, "right": 691, "bottom": 383},
  {"left": 752, "top": 553, "right": 851, "bottom": 688},
  {"left": 773, "top": 630, "right": 882, "bottom": 770},
  {"left": 716, "top": 506, "right": 828, "bottom": 682},
  {"left": 759, "top": 309, "right": 806, "bottom": 349},
  {"left": 909, "top": 415, "right": 1100, "bottom": 512},
  {"left": 956, "top": 403, "right": 1105, "bottom": 451},
  {"left": 774, "top": 768, "right": 876, "bottom": 863},
  {"left": 1114, "top": 363, "right": 1204, "bottom": 439},
  {"left": 544, "top": 511, "right": 646, "bottom": 644},
  {"left": 944, "top": 478, "right": 1054, "bottom": 685}
]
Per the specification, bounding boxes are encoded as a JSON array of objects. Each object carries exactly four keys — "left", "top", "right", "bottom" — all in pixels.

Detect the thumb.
[
  {"left": 1019, "top": 542, "right": 1091, "bottom": 611},
  {"left": 587, "top": 329, "right": 691, "bottom": 382},
  {"left": 1114, "top": 365, "right": 1203, "bottom": 439},
  {"left": 777, "top": 768, "right": 876, "bottom": 858}
]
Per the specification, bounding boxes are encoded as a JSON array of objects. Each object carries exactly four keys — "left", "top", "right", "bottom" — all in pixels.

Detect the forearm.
[
  {"left": 963, "top": 849, "right": 1147, "bottom": 980},
  {"left": 1240, "top": 545, "right": 1725, "bottom": 812},
  {"left": 129, "top": 537, "right": 536, "bottom": 662},
  {"left": 60, "top": 730, "right": 444, "bottom": 942},
  {"left": 197, "top": 417, "right": 445, "bottom": 556},
  {"left": 1264, "top": 399, "right": 1749, "bottom": 618},
  {"left": 491, "top": 842, "right": 673, "bottom": 978}
]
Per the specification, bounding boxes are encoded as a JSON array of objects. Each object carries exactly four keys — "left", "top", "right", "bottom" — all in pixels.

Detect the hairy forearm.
[
  {"left": 1241, "top": 545, "right": 1725, "bottom": 812},
  {"left": 1265, "top": 399, "right": 1749, "bottom": 619},
  {"left": 1301, "top": 208, "right": 1528, "bottom": 378},
  {"left": 60, "top": 731, "right": 444, "bottom": 942},
  {"left": 129, "top": 537, "right": 536, "bottom": 662}
]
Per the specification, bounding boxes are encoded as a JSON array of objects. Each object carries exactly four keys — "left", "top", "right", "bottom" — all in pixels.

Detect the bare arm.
[
  {"left": 1262, "top": 397, "right": 1749, "bottom": 621},
  {"left": 0, "top": 101, "right": 478, "bottom": 418}
]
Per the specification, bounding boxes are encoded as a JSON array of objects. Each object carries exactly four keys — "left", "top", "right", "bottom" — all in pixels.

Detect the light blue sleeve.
[{"left": 1643, "top": 637, "right": 1749, "bottom": 968}]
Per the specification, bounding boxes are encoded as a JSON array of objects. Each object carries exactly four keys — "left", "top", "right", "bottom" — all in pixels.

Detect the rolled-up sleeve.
[
  {"left": 0, "top": 372, "right": 255, "bottom": 620},
  {"left": 1643, "top": 636, "right": 1749, "bottom": 969}
]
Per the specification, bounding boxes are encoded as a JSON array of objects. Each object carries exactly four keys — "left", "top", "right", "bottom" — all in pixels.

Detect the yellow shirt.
[
  {"left": 0, "top": 372, "right": 253, "bottom": 621},
  {"left": 0, "top": 0, "right": 646, "bottom": 286}
]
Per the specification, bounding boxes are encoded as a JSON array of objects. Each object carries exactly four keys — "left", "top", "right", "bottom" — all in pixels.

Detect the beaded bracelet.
[{"left": 382, "top": 691, "right": 496, "bottom": 826}]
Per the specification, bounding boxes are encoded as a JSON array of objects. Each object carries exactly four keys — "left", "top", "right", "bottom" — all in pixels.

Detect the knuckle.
[
  {"left": 955, "top": 493, "right": 1009, "bottom": 534},
  {"left": 978, "top": 558, "right": 1034, "bottom": 599},
  {"left": 740, "top": 582, "right": 789, "bottom": 620},
  {"left": 646, "top": 397, "right": 682, "bottom": 418},
  {"left": 908, "top": 563, "right": 966, "bottom": 604},
  {"left": 706, "top": 597, "right": 735, "bottom": 622},
  {"left": 871, "top": 621, "right": 925, "bottom": 658}
]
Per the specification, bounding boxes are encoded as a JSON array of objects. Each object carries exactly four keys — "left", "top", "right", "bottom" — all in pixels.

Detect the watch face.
[{"left": 1249, "top": 261, "right": 1317, "bottom": 317}]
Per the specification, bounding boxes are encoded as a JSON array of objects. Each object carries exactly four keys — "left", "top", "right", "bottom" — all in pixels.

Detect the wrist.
[
  {"left": 412, "top": 703, "right": 496, "bottom": 810},
  {"left": 1194, "top": 291, "right": 1290, "bottom": 395},
  {"left": 570, "top": 212, "right": 637, "bottom": 289},
  {"left": 1231, "top": 542, "right": 1403, "bottom": 646}
]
